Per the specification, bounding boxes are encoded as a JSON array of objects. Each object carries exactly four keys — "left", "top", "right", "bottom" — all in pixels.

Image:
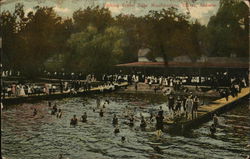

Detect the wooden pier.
[
  {"left": 3, "top": 82, "right": 128, "bottom": 105},
  {"left": 164, "top": 87, "right": 250, "bottom": 133}
]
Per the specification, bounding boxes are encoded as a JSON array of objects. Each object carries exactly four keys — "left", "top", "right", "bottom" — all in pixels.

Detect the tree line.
[{"left": 0, "top": 0, "right": 248, "bottom": 77}]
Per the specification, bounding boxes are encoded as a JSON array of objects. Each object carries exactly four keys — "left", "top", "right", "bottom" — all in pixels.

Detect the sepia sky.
[{"left": 0, "top": 0, "right": 230, "bottom": 25}]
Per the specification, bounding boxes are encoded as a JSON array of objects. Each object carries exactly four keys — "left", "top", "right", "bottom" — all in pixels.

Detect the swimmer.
[
  {"left": 213, "top": 114, "right": 219, "bottom": 127},
  {"left": 33, "top": 108, "right": 37, "bottom": 116},
  {"left": 48, "top": 101, "right": 51, "bottom": 107},
  {"left": 112, "top": 114, "right": 118, "bottom": 125},
  {"left": 129, "top": 115, "right": 134, "bottom": 127},
  {"left": 51, "top": 104, "right": 58, "bottom": 115},
  {"left": 99, "top": 109, "right": 104, "bottom": 117},
  {"left": 114, "top": 126, "right": 120, "bottom": 134},
  {"left": 58, "top": 154, "right": 63, "bottom": 159},
  {"left": 70, "top": 115, "right": 78, "bottom": 126},
  {"left": 81, "top": 112, "right": 87, "bottom": 122},
  {"left": 149, "top": 112, "right": 154, "bottom": 122},
  {"left": 140, "top": 116, "right": 147, "bottom": 128},
  {"left": 158, "top": 106, "right": 163, "bottom": 116},
  {"left": 210, "top": 124, "right": 216, "bottom": 135},
  {"left": 121, "top": 136, "right": 126, "bottom": 142},
  {"left": 56, "top": 109, "right": 62, "bottom": 118}
]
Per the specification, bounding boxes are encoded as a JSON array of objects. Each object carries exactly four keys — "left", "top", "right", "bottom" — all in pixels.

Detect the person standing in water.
[
  {"left": 99, "top": 109, "right": 104, "bottom": 117},
  {"left": 112, "top": 114, "right": 118, "bottom": 125},
  {"left": 114, "top": 125, "right": 120, "bottom": 134},
  {"left": 213, "top": 114, "right": 219, "bottom": 127},
  {"left": 140, "top": 116, "right": 147, "bottom": 128},
  {"left": 81, "top": 112, "right": 87, "bottom": 122},
  {"left": 33, "top": 108, "right": 37, "bottom": 116},
  {"left": 96, "top": 98, "right": 100, "bottom": 108},
  {"left": 129, "top": 115, "right": 135, "bottom": 127},
  {"left": 51, "top": 104, "right": 58, "bottom": 115},
  {"left": 70, "top": 115, "right": 78, "bottom": 126},
  {"left": 57, "top": 109, "right": 62, "bottom": 118},
  {"left": 210, "top": 124, "right": 216, "bottom": 135}
]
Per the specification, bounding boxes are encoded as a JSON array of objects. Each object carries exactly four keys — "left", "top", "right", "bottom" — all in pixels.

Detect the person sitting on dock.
[
  {"left": 57, "top": 109, "right": 62, "bottom": 118},
  {"left": 99, "top": 109, "right": 104, "bottom": 117},
  {"left": 70, "top": 115, "right": 78, "bottom": 126},
  {"left": 112, "top": 114, "right": 118, "bottom": 125},
  {"left": 81, "top": 112, "right": 87, "bottom": 122},
  {"left": 210, "top": 124, "right": 216, "bottom": 135}
]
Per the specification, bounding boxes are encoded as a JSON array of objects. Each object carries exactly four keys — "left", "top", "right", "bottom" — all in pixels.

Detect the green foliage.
[
  {"left": 73, "top": 6, "right": 113, "bottom": 32},
  {"left": 66, "top": 25, "right": 126, "bottom": 74},
  {"left": 0, "top": 1, "right": 248, "bottom": 78},
  {"left": 204, "top": 0, "right": 248, "bottom": 57}
]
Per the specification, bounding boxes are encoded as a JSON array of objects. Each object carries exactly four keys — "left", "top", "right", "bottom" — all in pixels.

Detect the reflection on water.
[{"left": 2, "top": 94, "right": 250, "bottom": 159}]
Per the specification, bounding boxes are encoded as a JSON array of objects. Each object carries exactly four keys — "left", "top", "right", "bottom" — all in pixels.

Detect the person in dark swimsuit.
[
  {"left": 81, "top": 112, "right": 87, "bottom": 122},
  {"left": 112, "top": 114, "right": 118, "bottom": 125},
  {"left": 129, "top": 115, "right": 134, "bottom": 127},
  {"left": 70, "top": 115, "right": 78, "bottom": 126},
  {"left": 140, "top": 116, "right": 147, "bottom": 128},
  {"left": 99, "top": 109, "right": 104, "bottom": 117},
  {"left": 33, "top": 108, "right": 37, "bottom": 116},
  {"left": 210, "top": 124, "right": 216, "bottom": 135},
  {"left": 114, "top": 126, "right": 120, "bottom": 134}
]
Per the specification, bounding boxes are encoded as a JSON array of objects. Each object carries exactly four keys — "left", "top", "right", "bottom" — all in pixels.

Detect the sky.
[{"left": 0, "top": 0, "right": 227, "bottom": 25}]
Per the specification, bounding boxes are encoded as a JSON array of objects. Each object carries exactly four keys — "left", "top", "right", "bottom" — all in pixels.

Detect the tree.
[
  {"left": 66, "top": 25, "right": 127, "bottom": 75},
  {"left": 14, "top": 5, "right": 64, "bottom": 76},
  {"left": 136, "top": 7, "right": 201, "bottom": 62},
  {"left": 73, "top": 6, "right": 113, "bottom": 32},
  {"left": 205, "top": 0, "right": 249, "bottom": 57}
]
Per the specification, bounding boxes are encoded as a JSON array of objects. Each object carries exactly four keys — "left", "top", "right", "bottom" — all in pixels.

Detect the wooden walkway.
[
  {"left": 164, "top": 87, "right": 250, "bottom": 130},
  {"left": 3, "top": 82, "right": 128, "bottom": 104}
]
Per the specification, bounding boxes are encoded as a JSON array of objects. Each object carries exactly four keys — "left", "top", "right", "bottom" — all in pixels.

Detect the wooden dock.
[
  {"left": 3, "top": 82, "right": 128, "bottom": 105},
  {"left": 164, "top": 87, "right": 250, "bottom": 133}
]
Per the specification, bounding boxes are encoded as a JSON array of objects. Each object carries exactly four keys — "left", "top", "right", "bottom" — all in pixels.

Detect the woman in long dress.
[
  {"left": 19, "top": 85, "right": 26, "bottom": 96},
  {"left": 185, "top": 96, "right": 193, "bottom": 120}
]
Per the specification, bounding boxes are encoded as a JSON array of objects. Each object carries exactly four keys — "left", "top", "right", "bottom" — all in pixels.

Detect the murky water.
[{"left": 2, "top": 94, "right": 250, "bottom": 159}]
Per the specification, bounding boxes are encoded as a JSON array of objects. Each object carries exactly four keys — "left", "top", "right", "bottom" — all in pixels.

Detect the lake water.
[{"left": 2, "top": 93, "right": 250, "bottom": 159}]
